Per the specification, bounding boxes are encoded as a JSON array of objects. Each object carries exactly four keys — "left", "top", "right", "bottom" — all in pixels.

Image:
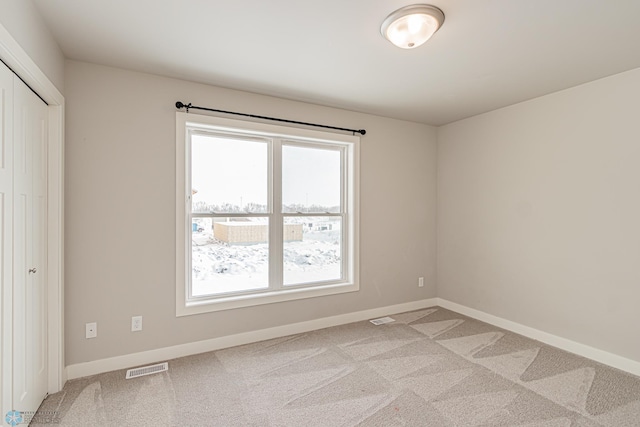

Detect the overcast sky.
[{"left": 191, "top": 134, "right": 341, "bottom": 209}]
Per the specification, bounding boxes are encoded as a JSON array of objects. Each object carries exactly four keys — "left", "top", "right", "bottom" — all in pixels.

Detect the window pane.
[
  {"left": 283, "top": 216, "right": 342, "bottom": 286},
  {"left": 282, "top": 145, "right": 341, "bottom": 213},
  {"left": 191, "top": 134, "right": 268, "bottom": 213},
  {"left": 191, "top": 217, "right": 269, "bottom": 296}
]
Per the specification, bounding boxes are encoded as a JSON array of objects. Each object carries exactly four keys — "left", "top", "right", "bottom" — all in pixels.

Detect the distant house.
[{"left": 214, "top": 222, "right": 303, "bottom": 245}]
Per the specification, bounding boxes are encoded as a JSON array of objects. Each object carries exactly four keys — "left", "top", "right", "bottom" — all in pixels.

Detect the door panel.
[
  {"left": 1, "top": 56, "right": 14, "bottom": 415},
  {"left": 12, "top": 74, "right": 48, "bottom": 414}
]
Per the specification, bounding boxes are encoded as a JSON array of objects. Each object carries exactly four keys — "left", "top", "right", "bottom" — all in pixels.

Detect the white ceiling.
[{"left": 33, "top": 0, "right": 640, "bottom": 126}]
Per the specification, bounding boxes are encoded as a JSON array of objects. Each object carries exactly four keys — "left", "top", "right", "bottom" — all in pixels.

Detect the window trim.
[{"left": 176, "top": 112, "right": 360, "bottom": 316}]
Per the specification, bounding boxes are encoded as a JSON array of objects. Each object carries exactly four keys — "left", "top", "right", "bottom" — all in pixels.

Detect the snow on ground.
[{"left": 191, "top": 228, "right": 341, "bottom": 296}]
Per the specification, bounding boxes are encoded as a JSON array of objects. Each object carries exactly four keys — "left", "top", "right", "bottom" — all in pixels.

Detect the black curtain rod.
[
  {"left": 0, "top": 58, "right": 48, "bottom": 106},
  {"left": 175, "top": 101, "right": 366, "bottom": 136}
]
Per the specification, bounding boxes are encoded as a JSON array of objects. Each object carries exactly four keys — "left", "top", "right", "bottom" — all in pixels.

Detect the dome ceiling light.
[{"left": 381, "top": 4, "right": 445, "bottom": 49}]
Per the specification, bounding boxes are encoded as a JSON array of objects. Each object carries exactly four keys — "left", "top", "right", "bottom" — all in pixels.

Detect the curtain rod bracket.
[
  {"left": 176, "top": 101, "right": 191, "bottom": 113},
  {"left": 175, "top": 101, "right": 365, "bottom": 136}
]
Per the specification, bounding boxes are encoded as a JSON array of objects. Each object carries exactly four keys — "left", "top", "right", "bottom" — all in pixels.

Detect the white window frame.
[{"left": 176, "top": 112, "right": 360, "bottom": 316}]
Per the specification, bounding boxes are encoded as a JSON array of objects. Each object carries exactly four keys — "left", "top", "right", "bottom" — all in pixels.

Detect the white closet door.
[
  {"left": 12, "top": 73, "right": 48, "bottom": 414},
  {"left": 0, "top": 59, "right": 14, "bottom": 416}
]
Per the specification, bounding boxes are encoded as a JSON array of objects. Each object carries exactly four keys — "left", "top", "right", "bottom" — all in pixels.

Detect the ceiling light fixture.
[{"left": 381, "top": 4, "right": 445, "bottom": 49}]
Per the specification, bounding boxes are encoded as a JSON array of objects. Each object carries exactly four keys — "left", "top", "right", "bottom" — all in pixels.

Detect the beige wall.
[
  {"left": 438, "top": 67, "right": 640, "bottom": 362},
  {"left": 0, "top": 0, "right": 65, "bottom": 93},
  {"left": 64, "top": 60, "right": 438, "bottom": 365}
]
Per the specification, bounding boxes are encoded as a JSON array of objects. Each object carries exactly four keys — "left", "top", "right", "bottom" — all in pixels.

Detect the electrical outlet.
[
  {"left": 131, "top": 316, "right": 143, "bottom": 332},
  {"left": 418, "top": 277, "right": 424, "bottom": 287},
  {"left": 86, "top": 322, "right": 97, "bottom": 339}
]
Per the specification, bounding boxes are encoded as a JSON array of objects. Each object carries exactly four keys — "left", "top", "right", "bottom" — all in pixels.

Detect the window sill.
[{"left": 177, "top": 281, "right": 359, "bottom": 316}]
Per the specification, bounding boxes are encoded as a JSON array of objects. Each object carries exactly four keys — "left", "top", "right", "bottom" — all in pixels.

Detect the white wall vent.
[
  {"left": 369, "top": 316, "right": 395, "bottom": 325},
  {"left": 125, "top": 362, "right": 168, "bottom": 379}
]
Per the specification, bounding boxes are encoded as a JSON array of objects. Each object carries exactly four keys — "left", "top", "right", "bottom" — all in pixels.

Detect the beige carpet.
[{"left": 34, "top": 307, "right": 640, "bottom": 426}]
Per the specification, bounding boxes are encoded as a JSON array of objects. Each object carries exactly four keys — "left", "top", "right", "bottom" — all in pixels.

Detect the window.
[{"left": 176, "top": 113, "right": 359, "bottom": 315}]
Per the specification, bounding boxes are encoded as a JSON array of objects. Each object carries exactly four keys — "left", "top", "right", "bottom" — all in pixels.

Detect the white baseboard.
[
  {"left": 437, "top": 298, "right": 640, "bottom": 377},
  {"left": 66, "top": 298, "right": 438, "bottom": 380}
]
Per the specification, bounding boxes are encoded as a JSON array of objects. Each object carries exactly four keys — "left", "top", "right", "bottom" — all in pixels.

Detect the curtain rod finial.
[{"left": 176, "top": 101, "right": 191, "bottom": 113}]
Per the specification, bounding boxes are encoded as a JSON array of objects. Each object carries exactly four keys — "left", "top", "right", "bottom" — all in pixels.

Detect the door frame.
[{"left": 0, "top": 22, "right": 65, "bottom": 404}]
